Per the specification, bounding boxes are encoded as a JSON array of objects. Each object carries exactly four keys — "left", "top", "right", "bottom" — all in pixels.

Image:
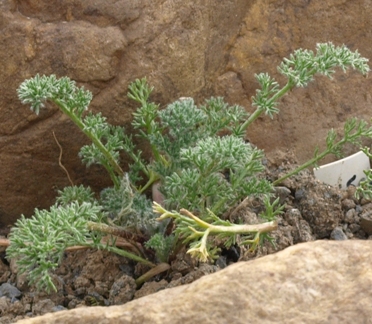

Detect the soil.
[{"left": 1, "top": 152, "right": 371, "bottom": 323}]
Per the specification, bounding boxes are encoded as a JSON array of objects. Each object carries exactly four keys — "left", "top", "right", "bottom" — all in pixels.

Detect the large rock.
[
  {"left": 17, "top": 240, "right": 372, "bottom": 323},
  {"left": 1, "top": 0, "right": 372, "bottom": 225}
]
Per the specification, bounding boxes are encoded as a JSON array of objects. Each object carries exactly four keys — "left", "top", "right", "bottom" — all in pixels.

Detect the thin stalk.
[
  {"left": 139, "top": 170, "right": 160, "bottom": 194},
  {"left": 240, "top": 80, "right": 295, "bottom": 131},
  {"left": 53, "top": 98, "right": 124, "bottom": 187},
  {"left": 150, "top": 142, "right": 162, "bottom": 165},
  {"left": 101, "top": 160, "right": 120, "bottom": 189},
  {"left": 140, "top": 101, "right": 162, "bottom": 166},
  {"left": 127, "top": 150, "right": 150, "bottom": 178},
  {"left": 100, "top": 243, "right": 156, "bottom": 268},
  {"left": 210, "top": 196, "right": 228, "bottom": 218},
  {"left": 273, "top": 137, "right": 348, "bottom": 186},
  {"left": 211, "top": 163, "right": 263, "bottom": 215},
  {"left": 180, "top": 208, "right": 278, "bottom": 234},
  {"left": 87, "top": 221, "right": 145, "bottom": 242}
]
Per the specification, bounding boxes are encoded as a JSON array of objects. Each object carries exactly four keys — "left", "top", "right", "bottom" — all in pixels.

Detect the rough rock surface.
[
  {"left": 2, "top": 0, "right": 372, "bottom": 225},
  {"left": 16, "top": 240, "right": 372, "bottom": 324}
]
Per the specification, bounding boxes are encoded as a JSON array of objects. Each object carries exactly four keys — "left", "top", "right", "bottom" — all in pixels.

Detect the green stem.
[
  {"left": 101, "top": 160, "right": 120, "bottom": 188},
  {"left": 142, "top": 102, "right": 162, "bottom": 165},
  {"left": 139, "top": 170, "right": 160, "bottom": 194},
  {"left": 53, "top": 98, "right": 124, "bottom": 187},
  {"left": 211, "top": 162, "right": 263, "bottom": 215},
  {"left": 211, "top": 196, "right": 228, "bottom": 216},
  {"left": 128, "top": 150, "right": 150, "bottom": 179},
  {"left": 240, "top": 80, "right": 295, "bottom": 131},
  {"left": 273, "top": 138, "right": 347, "bottom": 186},
  {"left": 99, "top": 243, "right": 156, "bottom": 268},
  {"left": 150, "top": 143, "right": 161, "bottom": 165}
]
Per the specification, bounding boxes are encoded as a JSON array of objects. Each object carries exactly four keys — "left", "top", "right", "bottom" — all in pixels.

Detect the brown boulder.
[
  {"left": 225, "top": 0, "right": 372, "bottom": 163},
  {"left": 16, "top": 240, "right": 372, "bottom": 323},
  {"left": 1, "top": 0, "right": 372, "bottom": 226}
]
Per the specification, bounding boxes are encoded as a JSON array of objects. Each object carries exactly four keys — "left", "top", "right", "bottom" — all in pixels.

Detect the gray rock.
[
  {"left": 0, "top": 283, "right": 21, "bottom": 299},
  {"left": 51, "top": 305, "right": 67, "bottom": 312},
  {"left": 342, "top": 198, "right": 357, "bottom": 210},
  {"left": 108, "top": 275, "right": 136, "bottom": 305},
  {"left": 345, "top": 208, "right": 357, "bottom": 223},
  {"left": 274, "top": 186, "right": 292, "bottom": 204},
  {"left": 0, "top": 296, "right": 10, "bottom": 313},
  {"left": 330, "top": 227, "right": 348, "bottom": 240},
  {"left": 32, "top": 299, "right": 56, "bottom": 316}
]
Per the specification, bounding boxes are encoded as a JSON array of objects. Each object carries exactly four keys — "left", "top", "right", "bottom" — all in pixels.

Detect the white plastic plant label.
[{"left": 313, "top": 151, "right": 371, "bottom": 189}]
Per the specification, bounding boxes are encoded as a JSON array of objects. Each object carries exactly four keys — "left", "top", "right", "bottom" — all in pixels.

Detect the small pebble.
[
  {"left": 0, "top": 283, "right": 21, "bottom": 299},
  {"left": 345, "top": 209, "right": 356, "bottom": 223},
  {"left": 345, "top": 185, "right": 357, "bottom": 200},
  {"left": 348, "top": 224, "right": 361, "bottom": 233},
  {"left": 330, "top": 227, "right": 348, "bottom": 240},
  {"left": 355, "top": 205, "right": 363, "bottom": 214},
  {"left": 295, "top": 188, "right": 305, "bottom": 200},
  {"left": 284, "top": 208, "right": 302, "bottom": 226},
  {"left": 274, "top": 186, "right": 292, "bottom": 204},
  {"left": 52, "top": 305, "right": 66, "bottom": 312},
  {"left": 33, "top": 299, "right": 56, "bottom": 316},
  {"left": 342, "top": 198, "right": 356, "bottom": 210},
  {"left": 215, "top": 256, "right": 227, "bottom": 269}
]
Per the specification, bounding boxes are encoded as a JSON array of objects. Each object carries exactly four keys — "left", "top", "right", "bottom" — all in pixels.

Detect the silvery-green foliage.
[
  {"left": 127, "top": 78, "right": 248, "bottom": 181},
  {"left": 251, "top": 73, "right": 280, "bottom": 118},
  {"left": 79, "top": 112, "right": 126, "bottom": 168},
  {"left": 18, "top": 74, "right": 124, "bottom": 188},
  {"left": 56, "top": 185, "right": 96, "bottom": 206},
  {"left": 144, "top": 233, "right": 176, "bottom": 263},
  {"left": 100, "top": 175, "right": 157, "bottom": 231},
  {"left": 201, "top": 97, "right": 249, "bottom": 137},
  {"left": 245, "top": 42, "right": 370, "bottom": 131},
  {"left": 157, "top": 97, "right": 248, "bottom": 151},
  {"left": 138, "top": 95, "right": 249, "bottom": 180},
  {"left": 324, "top": 118, "right": 372, "bottom": 158},
  {"left": 130, "top": 193, "right": 159, "bottom": 233},
  {"left": 163, "top": 135, "right": 273, "bottom": 215},
  {"left": 127, "top": 77, "right": 154, "bottom": 106},
  {"left": 274, "top": 120, "right": 372, "bottom": 185},
  {"left": 156, "top": 98, "right": 207, "bottom": 156},
  {"left": 6, "top": 202, "right": 103, "bottom": 293},
  {"left": 278, "top": 42, "right": 370, "bottom": 86},
  {"left": 7, "top": 180, "right": 156, "bottom": 293},
  {"left": 17, "top": 74, "right": 92, "bottom": 116}
]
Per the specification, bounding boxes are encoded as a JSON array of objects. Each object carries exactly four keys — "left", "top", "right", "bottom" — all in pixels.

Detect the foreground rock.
[{"left": 18, "top": 240, "right": 372, "bottom": 324}]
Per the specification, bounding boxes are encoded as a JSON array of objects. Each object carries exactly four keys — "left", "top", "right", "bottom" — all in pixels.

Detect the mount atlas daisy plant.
[{"left": 7, "top": 42, "right": 372, "bottom": 292}]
